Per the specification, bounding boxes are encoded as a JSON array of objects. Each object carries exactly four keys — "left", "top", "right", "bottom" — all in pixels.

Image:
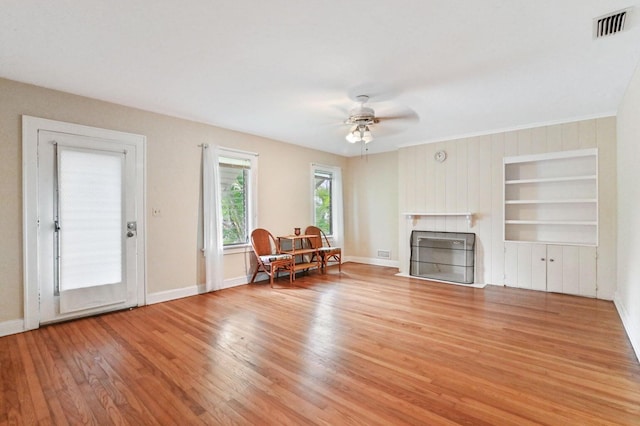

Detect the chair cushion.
[
  {"left": 317, "top": 247, "right": 334, "bottom": 252},
  {"left": 259, "top": 254, "right": 292, "bottom": 265}
]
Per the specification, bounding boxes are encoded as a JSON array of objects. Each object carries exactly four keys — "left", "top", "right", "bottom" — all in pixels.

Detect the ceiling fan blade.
[
  {"left": 375, "top": 104, "right": 420, "bottom": 124},
  {"left": 377, "top": 112, "right": 419, "bottom": 122},
  {"left": 376, "top": 110, "right": 420, "bottom": 125},
  {"left": 315, "top": 104, "right": 353, "bottom": 127}
]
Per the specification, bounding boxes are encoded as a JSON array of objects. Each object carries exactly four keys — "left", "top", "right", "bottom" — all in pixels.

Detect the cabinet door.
[
  {"left": 531, "top": 244, "right": 547, "bottom": 291},
  {"left": 546, "top": 245, "right": 564, "bottom": 293},
  {"left": 516, "top": 244, "right": 533, "bottom": 289},
  {"left": 504, "top": 243, "right": 597, "bottom": 296},
  {"left": 545, "top": 245, "right": 597, "bottom": 296},
  {"left": 561, "top": 246, "right": 581, "bottom": 295},
  {"left": 505, "top": 243, "right": 546, "bottom": 291}
]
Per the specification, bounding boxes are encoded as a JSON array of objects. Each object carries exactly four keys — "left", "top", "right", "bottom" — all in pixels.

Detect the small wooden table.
[{"left": 277, "top": 234, "right": 322, "bottom": 277}]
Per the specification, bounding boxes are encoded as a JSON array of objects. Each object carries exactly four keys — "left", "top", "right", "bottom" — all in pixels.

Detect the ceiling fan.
[{"left": 343, "top": 94, "right": 418, "bottom": 144}]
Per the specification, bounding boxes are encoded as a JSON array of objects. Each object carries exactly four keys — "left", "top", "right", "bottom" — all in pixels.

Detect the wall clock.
[{"left": 434, "top": 150, "right": 447, "bottom": 163}]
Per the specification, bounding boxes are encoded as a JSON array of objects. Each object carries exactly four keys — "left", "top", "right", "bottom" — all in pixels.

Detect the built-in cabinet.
[
  {"left": 504, "top": 243, "right": 597, "bottom": 297},
  {"left": 504, "top": 149, "right": 598, "bottom": 246},
  {"left": 503, "top": 149, "right": 598, "bottom": 297}
]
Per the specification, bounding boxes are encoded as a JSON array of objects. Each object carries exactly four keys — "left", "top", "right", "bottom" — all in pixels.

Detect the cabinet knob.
[
  {"left": 549, "top": 258, "right": 555, "bottom": 262},
  {"left": 541, "top": 258, "right": 545, "bottom": 261}
]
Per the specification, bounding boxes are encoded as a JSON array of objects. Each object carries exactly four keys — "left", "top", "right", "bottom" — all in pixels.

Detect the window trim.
[{"left": 218, "top": 148, "right": 258, "bottom": 250}]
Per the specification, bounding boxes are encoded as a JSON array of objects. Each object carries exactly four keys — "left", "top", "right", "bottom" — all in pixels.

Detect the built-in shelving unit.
[{"left": 503, "top": 149, "right": 598, "bottom": 246}]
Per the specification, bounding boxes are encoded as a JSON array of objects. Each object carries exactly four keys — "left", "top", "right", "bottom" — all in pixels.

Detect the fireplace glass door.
[{"left": 410, "top": 231, "right": 475, "bottom": 284}]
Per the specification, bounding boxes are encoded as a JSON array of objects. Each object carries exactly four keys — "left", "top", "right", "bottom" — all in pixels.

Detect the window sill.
[{"left": 223, "top": 244, "right": 250, "bottom": 255}]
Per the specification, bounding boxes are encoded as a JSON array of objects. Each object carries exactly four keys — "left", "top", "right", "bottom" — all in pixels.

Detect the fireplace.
[{"left": 409, "top": 231, "right": 475, "bottom": 284}]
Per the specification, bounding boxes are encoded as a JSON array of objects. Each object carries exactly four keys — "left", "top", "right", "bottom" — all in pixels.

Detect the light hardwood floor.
[{"left": 2, "top": 263, "right": 639, "bottom": 425}]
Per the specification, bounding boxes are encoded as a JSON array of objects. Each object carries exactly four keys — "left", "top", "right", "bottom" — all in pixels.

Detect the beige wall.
[
  {"left": 344, "top": 152, "right": 398, "bottom": 263},
  {"left": 398, "top": 118, "right": 617, "bottom": 299},
  {"left": 0, "top": 78, "right": 346, "bottom": 323},
  {"left": 616, "top": 62, "right": 640, "bottom": 357}
]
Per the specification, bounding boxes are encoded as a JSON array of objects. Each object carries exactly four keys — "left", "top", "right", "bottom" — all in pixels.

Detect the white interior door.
[{"left": 37, "top": 130, "right": 141, "bottom": 324}]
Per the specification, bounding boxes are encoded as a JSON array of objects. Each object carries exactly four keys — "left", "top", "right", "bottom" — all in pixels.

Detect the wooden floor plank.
[{"left": 1, "top": 263, "right": 639, "bottom": 425}]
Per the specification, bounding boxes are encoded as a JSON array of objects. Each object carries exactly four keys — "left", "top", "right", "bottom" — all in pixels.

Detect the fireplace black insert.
[{"left": 409, "top": 231, "right": 475, "bottom": 284}]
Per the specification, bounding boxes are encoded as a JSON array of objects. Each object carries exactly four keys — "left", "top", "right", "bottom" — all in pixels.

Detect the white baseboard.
[
  {"left": 146, "top": 274, "right": 269, "bottom": 305},
  {"left": 146, "top": 284, "right": 207, "bottom": 305},
  {"left": 613, "top": 293, "right": 640, "bottom": 363},
  {"left": 345, "top": 256, "right": 400, "bottom": 268},
  {"left": 220, "top": 276, "right": 247, "bottom": 289},
  {"left": 0, "top": 319, "right": 25, "bottom": 337}
]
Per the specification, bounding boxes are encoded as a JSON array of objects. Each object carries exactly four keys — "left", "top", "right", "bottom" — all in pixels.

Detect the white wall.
[
  {"left": 398, "top": 118, "right": 617, "bottom": 299},
  {"left": 616, "top": 62, "right": 640, "bottom": 358}
]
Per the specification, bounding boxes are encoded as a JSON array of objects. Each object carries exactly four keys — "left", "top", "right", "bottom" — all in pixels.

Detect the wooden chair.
[
  {"left": 304, "top": 226, "right": 342, "bottom": 272},
  {"left": 250, "top": 228, "right": 294, "bottom": 287}
]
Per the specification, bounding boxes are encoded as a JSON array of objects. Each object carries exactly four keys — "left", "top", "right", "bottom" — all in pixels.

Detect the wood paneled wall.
[{"left": 398, "top": 117, "right": 616, "bottom": 298}]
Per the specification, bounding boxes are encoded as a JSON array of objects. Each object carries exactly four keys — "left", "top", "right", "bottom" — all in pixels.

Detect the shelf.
[
  {"left": 505, "top": 199, "right": 597, "bottom": 205},
  {"left": 403, "top": 212, "right": 474, "bottom": 227},
  {"left": 505, "top": 220, "right": 597, "bottom": 226},
  {"left": 281, "top": 248, "right": 317, "bottom": 256},
  {"left": 403, "top": 212, "right": 472, "bottom": 217},
  {"left": 277, "top": 236, "right": 321, "bottom": 275},
  {"left": 292, "top": 262, "right": 318, "bottom": 272},
  {"left": 504, "top": 148, "right": 598, "bottom": 164},
  {"left": 503, "top": 149, "right": 598, "bottom": 246},
  {"left": 505, "top": 175, "right": 596, "bottom": 185}
]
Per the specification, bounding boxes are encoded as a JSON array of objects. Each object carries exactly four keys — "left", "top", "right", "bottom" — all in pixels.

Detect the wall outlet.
[{"left": 377, "top": 249, "right": 391, "bottom": 259}]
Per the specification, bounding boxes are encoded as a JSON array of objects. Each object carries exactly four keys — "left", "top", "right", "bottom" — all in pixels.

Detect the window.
[
  {"left": 219, "top": 150, "right": 257, "bottom": 247},
  {"left": 314, "top": 169, "right": 333, "bottom": 235},
  {"left": 312, "top": 164, "right": 343, "bottom": 245}
]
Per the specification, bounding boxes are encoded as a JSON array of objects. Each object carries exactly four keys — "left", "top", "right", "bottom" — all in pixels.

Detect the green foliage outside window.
[
  {"left": 314, "top": 172, "right": 332, "bottom": 235},
  {"left": 221, "top": 171, "right": 247, "bottom": 245}
]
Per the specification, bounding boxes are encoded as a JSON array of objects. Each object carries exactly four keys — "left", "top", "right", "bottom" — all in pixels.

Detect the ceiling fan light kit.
[
  {"left": 341, "top": 93, "right": 417, "bottom": 147},
  {"left": 345, "top": 95, "right": 377, "bottom": 144},
  {"left": 346, "top": 125, "right": 373, "bottom": 143}
]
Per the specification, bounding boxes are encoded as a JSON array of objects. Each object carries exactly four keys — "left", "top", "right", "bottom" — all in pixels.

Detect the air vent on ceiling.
[{"left": 594, "top": 9, "right": 628, "bottom": 38}]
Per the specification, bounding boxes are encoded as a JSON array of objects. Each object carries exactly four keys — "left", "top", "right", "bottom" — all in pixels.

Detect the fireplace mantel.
[{"left": 402, "top": 212, "right": 474, "bottom": 227}]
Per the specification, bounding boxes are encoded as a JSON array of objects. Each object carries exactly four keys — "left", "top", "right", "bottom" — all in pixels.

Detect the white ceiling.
[{"left": 2, "top": 1, "right": 640, "bottom": 156}]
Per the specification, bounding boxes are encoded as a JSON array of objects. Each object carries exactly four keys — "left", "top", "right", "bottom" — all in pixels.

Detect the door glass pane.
[{"left": 58, "top": 148, "right": 123, "bottom": 290}]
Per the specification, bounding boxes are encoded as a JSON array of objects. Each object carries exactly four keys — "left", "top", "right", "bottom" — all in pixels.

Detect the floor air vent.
[
  {"left": 377, "top": 250, "right": 390, "bottom": 259},
  {"left": 594, "top": 9, "right": 628, "bottom": 38}
]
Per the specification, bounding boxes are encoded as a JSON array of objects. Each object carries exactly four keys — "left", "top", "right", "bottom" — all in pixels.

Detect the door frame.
[{"left": 23, "top": 116, "right": 147, "bottom": 330}]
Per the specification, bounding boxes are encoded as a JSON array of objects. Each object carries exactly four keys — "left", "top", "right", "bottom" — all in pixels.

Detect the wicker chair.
[
  {"left": 304, "top": 226, "right": 342, "bottom": 272},
  {"left": 250, "top": 228, "right": 294, "bottom": 287}
]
